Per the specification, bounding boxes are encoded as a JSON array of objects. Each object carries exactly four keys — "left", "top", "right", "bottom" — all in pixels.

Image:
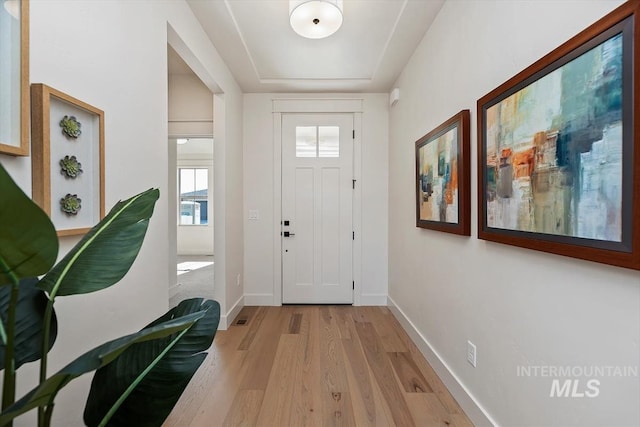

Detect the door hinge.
[
  {"left": 352, "top": 281, "right": 355, "bottom": 290},
  {"left": 352, "top": 231, "right": 355, "bottom": 240},
  {"left": 352, "top": 179, "right": 356, "bottom": 189},
  {"left": 352, "top": 130, "right": 355, "bottom": 139}
]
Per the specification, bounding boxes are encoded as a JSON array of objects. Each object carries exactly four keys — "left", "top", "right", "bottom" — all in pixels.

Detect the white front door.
[{"left": 282, "top": 113, "right": 353, "bottom": 304}]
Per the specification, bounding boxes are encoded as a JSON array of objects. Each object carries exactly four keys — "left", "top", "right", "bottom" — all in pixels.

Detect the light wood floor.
[{"left": 164, "top": 305, "right": 473, "bottom": 427}]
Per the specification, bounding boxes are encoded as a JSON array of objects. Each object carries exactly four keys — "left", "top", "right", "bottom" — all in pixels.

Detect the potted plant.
[{"left": 0, "top": 163, "right": 219, "bottom": 426}]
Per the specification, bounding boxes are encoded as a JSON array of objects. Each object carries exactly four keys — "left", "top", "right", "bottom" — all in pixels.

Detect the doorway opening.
[
  {"left": 167, "top": 45, "right": 214, "bottom": 307},
  {"left": 172, "top": 138, "right": 214, "bottom": 307}
]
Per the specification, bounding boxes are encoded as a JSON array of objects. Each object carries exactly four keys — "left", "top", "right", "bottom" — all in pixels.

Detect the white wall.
[
  {"left": 170, "top": 71, "right": 215, "bottom": 256},
  {"left": 168, "top": 73, "right": 213, "bottom": 137},
  {"left": 389, "top": 1, "right": 639, "bottom": 426},
  {"left": 219, "top": 90, "right": 245, "bottom": 326},
  {"left": 243, "top": 93, "right": 389, "bottom": 305},
  {"left": 0, "top": 1, "right": 243, "bottom": 425},
  {"left": 167, "top": 11, "right": 244, "bottom": 330}
]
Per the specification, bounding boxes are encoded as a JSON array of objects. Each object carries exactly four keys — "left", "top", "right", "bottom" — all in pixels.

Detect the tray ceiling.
[{"left": 186, "top": 0, "right": 445, "bottom": 92}]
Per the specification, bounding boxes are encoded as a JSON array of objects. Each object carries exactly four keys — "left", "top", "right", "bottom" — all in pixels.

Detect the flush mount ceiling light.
[{"left": 289, "top": 0, "right": 343, "bottom": 39}]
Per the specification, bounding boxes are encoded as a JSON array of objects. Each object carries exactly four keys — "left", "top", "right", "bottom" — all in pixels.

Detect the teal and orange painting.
[
  {"left": 485, "top": 33, "right": 623, "bottom": 242},
  {"left": 418, "top": 126, "right": 458, "bottom": 223}
]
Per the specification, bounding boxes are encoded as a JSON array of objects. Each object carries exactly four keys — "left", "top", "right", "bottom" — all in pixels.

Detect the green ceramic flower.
[
  {"left": 60, "top": 193, "right": 82, "bottom": 215},
  {"left": 60, "top": 115, "right": 82, "bottom": 138},
  {"left": 60, "top": 155, "right": 83, "bottom": 178}
]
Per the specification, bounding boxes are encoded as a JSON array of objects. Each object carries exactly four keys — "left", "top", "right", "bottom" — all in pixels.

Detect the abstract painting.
[
  {"left": 477, "top": 1, "right": 640, "bottom": 270},
  {"left": 416, "top": 110, "right": 470, "bottom": 236}
]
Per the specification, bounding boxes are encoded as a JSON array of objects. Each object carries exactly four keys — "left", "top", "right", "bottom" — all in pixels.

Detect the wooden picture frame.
[
  {"left": 0, "top": 0, "right": 29, "bottom": 156},
  {"left": 477, "top": 1, "right": 640, "bottom": 270},
  {"left": 415, "top": 110, "right": 470, "bottom": 236},
  {"left": 31, "top": 84, "right": 105, "bottom": 237}
]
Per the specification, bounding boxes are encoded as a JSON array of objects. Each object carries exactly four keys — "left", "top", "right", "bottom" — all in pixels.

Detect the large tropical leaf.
[
  {"left": 84, "top": 298, "right": 220, "bottom": 427},
  {"left": 0, "top": 164, "right": 58, "bottom": 286},
  {"left": 0, "top": 309, "right": 206, "bottom": 425},
  {"left": 0, "top": 278, "right": 57, "bottom": 370},
  {"left": 37, "top": 188, "right": 159, "bottom": 297}
]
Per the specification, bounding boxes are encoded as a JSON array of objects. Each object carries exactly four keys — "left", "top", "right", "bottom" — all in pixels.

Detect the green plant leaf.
[
  {"left": 83, "top": 298, "right": 220, "bottom": 427},
  {"left": 0, "top": 278, "right": 57, "bottom": 370},
  {"left": 0, "top": 309, "right": 206, "bottom": 425},
  {"left": 0, "top": 164, "right": 58, "bottom": 286},
  {"left": 37, "top": 188, "right": 159, "bottom": 297}
]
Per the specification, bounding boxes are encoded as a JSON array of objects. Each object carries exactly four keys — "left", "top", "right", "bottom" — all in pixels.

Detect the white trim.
[
  {"left": 244, "top": 293, "right": 275, "bottom": 306},
  {"left": 222, "top": 0, "right": 262, "bottom": 83},
  {"left": 387, "top": 296, "right": 498, "bottom": 427},
  {"left": 273, "top": 112, "right": 283, "bottom": 306},
  {"left": 370, "top": 0, "right": 408, "bottom": 80},
  {"left": 272, "top": 98, "right": 363, "bottom": 113},
  {"left": 261, "top": 78, "right": 372, "bottom": 85},
  {"left": 359, "top": 294, "right": 387, "bottom": 306},
  {"left": 352, "top": 112, "right": 362, "bottom": 305},
  {"left": 219, "top": 295, "right": 244, "bottom": 330}
]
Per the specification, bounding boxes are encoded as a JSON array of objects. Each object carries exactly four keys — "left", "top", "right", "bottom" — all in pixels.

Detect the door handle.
[{"left": 283, "top": 231, "right": 296, "bottom": 237}]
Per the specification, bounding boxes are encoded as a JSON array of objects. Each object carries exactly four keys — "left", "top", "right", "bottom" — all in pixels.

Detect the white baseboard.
[
  {"left": 244, "top": 293, "right": 275, "bottom": 306},
  {"left": 219, "top": 295, "right": 244, "bottom": 330},
  {"left": 243, "top": 293, "right": 386, "bottom": 306},
  {"left": 387, "top": 296, "right": 497, "bottom": 427},
  {"left": 358, "top": 294, "right": 388, "bottom": 306}
]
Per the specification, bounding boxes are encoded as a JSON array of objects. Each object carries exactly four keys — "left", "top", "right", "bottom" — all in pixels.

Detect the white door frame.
[{"left": 272, "top": 98, "right": 363, "bottom": 306}]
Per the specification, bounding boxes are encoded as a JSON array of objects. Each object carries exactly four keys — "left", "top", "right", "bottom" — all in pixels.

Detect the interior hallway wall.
[
  {"left": 170, "top": 69, "right": 215, "bottom": 256},
  {"left": 388, "top": 1, "right": 638, "bottom": 426},
  {"left": 168, "top": 72, "right": 213, "bottom": 137},
  {"left": 0, "top": 1, "right": 243, "bottom": 425},
  {"left": 243, "top": 94, "right": 389, "bottom": 305}
]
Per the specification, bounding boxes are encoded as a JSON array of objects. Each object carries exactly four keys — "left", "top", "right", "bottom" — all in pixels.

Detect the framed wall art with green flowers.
[{"left": 31, "top": 83, "right": 105, "bottom": 236}]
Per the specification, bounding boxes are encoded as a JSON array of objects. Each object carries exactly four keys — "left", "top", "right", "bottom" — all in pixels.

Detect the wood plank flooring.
[{"left": 164, "top": 306, "right": 474, "bottom": 427}]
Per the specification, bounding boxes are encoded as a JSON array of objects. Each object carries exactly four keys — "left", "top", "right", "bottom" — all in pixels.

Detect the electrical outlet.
[
  {"left": 467, "top": 341, "right": 477, "bottom": 367},
  {"left": 236, "top": 273, "right": 241, "bottom": 286}
]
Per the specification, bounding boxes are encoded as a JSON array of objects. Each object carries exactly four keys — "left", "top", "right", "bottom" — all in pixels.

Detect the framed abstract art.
[
  {"left": 477, "top": 1, "right": 640, "bottom": 270},
  {"left": 416, "top": 110, "right": 470, "bottom": 236}
]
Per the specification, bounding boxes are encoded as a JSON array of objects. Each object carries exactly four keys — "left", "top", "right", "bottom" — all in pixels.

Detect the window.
[
  {"left": 296, "top": 126, "right": 339, "bottom": 158},
  {"left": 295, "top": 126, "right": 317, "bottom": 157},
  {"left": 319, "top": 126, "right": 339, "bottom": 157},
  {"left": 179, "top": 168, "right": 208, "bottom": 225}
]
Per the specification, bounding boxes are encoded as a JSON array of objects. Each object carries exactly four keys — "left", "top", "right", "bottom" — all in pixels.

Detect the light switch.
[{"left": 248, "top": 209, "right": 259, "bottom": 220}]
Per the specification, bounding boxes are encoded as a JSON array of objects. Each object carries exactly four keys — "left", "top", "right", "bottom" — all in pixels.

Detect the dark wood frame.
[
  {"left": 477, "top": 0, "right": 640, "bottom": 270},
  {"left": 31, "top": 84, "right": 105, "bottom": 237},
  {"left": 0, "top": 0, "right": 29, "bottom": 156},
  {"left": 415, "top": 110, "right": 470, "bottom": 236}
]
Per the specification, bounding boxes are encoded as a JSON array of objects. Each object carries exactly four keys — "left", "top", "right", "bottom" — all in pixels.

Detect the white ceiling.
[
  {"left": 177, "top": 138, "right": 214, "bottom": 156},
  {"left": 186, "top": 0, "right": 445, "bottom": 93}
]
